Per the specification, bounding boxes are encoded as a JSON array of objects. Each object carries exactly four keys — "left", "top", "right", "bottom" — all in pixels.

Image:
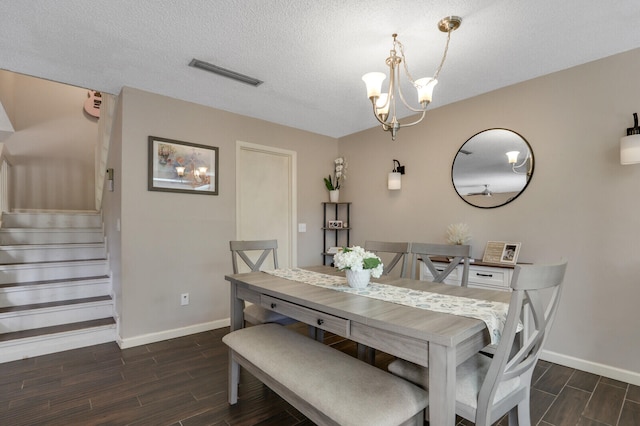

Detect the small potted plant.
[
  {"left": 333, "top": 246, "right": 383, "bottom": 288},
  {"left": 324, "top": 157, "right": 346, "bottom": 202}
]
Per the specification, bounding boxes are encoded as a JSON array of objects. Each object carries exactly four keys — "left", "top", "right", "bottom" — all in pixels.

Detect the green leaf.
[
  {"left": 363, "top": 257, "right": 381, "bottom": 269},
  {"left": 324, "top": 176, "right": 334, "bottom": 191}
]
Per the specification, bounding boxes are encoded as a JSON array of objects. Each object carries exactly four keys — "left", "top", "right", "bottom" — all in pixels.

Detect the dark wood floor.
[{"left": 0, "top": 324, "right": 638, "bottom": 426}]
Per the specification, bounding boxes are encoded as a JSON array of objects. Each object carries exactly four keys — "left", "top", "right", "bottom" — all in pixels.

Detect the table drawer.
[
  {"left": 468, "top": 266, "right": 510, "bottom": 289},
  {"left": 261, "top": 294, "right": 350, "bottom": 337}
]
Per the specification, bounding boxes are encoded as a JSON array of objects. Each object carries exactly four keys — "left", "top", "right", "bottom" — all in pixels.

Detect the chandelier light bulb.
[{"left": 506, "top": 151, "right": 520, "bottom": 164}]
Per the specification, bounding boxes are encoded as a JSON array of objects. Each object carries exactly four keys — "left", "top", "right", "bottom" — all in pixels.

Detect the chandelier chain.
[{"left": 396, "top": 29, "right": 453, "bottom": 88}]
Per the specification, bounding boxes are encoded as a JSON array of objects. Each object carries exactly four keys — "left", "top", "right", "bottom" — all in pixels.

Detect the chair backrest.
[
  {"left": 475, "top": 260, "right": 568, "bottom": 423},
  {"left": 229, "top": 240, "right": 279, "bottom": 274},
  {"left": 364, "top": 241, "right": 411, "bottom": 278},
  {"left": 410, "top": 242, "right": 471, "bottom": 285}
]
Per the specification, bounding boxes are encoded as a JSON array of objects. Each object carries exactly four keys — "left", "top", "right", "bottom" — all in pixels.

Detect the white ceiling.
[{"left": 2, "top": 1, "right": 640, "bottom": 139}]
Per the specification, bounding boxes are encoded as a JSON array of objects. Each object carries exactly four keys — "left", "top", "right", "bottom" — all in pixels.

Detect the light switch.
[{"left": 298, "top": 223, "right": 306, "bottom": 232}]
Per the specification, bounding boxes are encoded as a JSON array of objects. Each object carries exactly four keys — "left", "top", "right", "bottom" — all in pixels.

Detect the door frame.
[{"left": 235, "top": 140, "right": 297, "bottom": 267}]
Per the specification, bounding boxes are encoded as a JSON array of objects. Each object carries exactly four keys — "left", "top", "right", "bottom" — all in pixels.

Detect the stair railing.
[{"left": 0, "top": 142, "right": 13, "bottom": 215}]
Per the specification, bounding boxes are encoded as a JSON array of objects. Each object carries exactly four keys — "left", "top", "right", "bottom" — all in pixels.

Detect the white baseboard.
[
  {"left": 117, "top": 318, "right": 230, "bottom": 349},
  {"left": 541, "top": 349, "right": 640, "bottom": 387}
]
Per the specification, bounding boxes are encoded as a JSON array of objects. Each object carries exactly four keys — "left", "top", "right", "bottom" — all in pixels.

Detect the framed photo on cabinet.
[{"left": 482, "top": 241, "right": 521, "bottom": 265}]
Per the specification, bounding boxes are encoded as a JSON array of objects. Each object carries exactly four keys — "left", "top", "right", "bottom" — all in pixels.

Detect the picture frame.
[
  {"left": 482, "top": 241, "right": 521, "bottom": 265},
  {"left": 148, "top": 136, "right": 219, "bottom": 195},
  {"left": 328, "top": 220, "right": 343, "bottom": 229}
]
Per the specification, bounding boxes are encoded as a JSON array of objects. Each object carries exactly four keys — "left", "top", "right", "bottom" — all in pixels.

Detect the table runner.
[{"left": 265, "top": 268, "right": 518, "bottom": 344}]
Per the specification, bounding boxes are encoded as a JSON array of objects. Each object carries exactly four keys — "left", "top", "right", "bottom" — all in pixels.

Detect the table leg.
[
  {"left": 428, "top": 343, "right": 456, "bottom": 425},
  {"left": 228, "top": 282, "right": 244, "bottom": 404}
]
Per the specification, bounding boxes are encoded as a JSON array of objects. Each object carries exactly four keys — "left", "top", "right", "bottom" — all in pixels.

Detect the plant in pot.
[
  {"left": 333, "top": 246, "right": 383, "bottom": 288},
  {"left": 324, "top": 157, "right": 346, "bottom": 202}
]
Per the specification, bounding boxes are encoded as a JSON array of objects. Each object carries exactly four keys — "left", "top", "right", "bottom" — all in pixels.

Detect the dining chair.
[
  {"left": 229, "top": 240, "right": 297, "bottom": 326},
  {"left": 364, "top": 240, "right": 411, "bottom": 277},
  {"left": 388, "top": 260, "right": 568, "bottom": 426},
  {"left": 410, "top": 242, "right": 471, "bottom": 286}
]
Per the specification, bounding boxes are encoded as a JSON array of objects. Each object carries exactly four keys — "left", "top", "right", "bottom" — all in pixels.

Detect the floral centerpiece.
[
  {"left": 324, "top": 157, "right": 347, "bottom": 202},
  {"left": 333, "top": 246, "right": 383, "bottom": 288}
]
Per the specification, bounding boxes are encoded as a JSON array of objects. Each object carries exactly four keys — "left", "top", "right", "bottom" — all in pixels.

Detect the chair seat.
[
  {"left": 387, "top": 354, "right": 520, "bottom": 409},
  {"left": 243, "top": 303, "right": 298, "bottom": 326}
]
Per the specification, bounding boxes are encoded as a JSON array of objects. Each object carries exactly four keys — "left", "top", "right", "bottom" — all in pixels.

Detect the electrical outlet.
[{"left": 181, "top": 293, "right": 189, "bottom": 306}]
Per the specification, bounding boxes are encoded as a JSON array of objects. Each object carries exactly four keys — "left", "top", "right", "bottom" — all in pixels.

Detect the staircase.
[{"left": 0, "top": 211, "right": 116, "bottom": 363}]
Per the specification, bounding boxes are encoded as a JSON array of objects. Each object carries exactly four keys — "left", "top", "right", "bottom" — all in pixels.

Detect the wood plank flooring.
[{"left": 0, "top": 324, "right": 638, "bottom": 425}]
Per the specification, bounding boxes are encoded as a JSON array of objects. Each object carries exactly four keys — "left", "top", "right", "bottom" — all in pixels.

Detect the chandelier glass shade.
[{"left": 362, "top": 16, "right": 461, "bottom": 140}]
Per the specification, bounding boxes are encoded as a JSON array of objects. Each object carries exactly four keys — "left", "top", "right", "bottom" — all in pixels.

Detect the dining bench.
[{"left": 223, "top": 323, "right": 428, "bottom": 426}]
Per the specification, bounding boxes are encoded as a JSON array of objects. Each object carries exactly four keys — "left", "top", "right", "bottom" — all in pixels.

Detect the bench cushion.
[{"left": 223, "top": 324, "right": 427, "bottom": 426}]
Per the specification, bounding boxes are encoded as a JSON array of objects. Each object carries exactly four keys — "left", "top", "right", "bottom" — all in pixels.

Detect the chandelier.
[{"left": 362, "top": 16, "right": 462, "bottom": 140}]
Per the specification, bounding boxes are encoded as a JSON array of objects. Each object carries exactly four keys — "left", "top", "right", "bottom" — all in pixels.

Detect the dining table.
[{"left": 225, "top": 265, "right": 512, "bottom": 426}]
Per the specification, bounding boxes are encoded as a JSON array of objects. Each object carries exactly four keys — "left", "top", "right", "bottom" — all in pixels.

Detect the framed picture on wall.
[
  {"left": 482, "top": 241, "right": 521, "bottom": 265},
  {"left": 148, "top": 136, "right": 219, "bottom": 195}
]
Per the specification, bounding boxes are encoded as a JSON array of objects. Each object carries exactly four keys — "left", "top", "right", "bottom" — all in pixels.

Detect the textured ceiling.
[{"left": 2, "top": 1, "right": 640, "bottom": 139}]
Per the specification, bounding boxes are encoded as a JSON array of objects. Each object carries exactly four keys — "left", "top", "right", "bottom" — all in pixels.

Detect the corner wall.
[
  {"left": 0, "top": 70, "right": 97, "bottom": 210},
  {"left": 338, "top": 48, "right": 640, "bottom": 383}
]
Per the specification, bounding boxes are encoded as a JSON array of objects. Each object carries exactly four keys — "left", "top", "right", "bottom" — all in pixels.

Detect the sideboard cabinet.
[{"left": 419, "top": 258, "right": 514, "bottom": 291}]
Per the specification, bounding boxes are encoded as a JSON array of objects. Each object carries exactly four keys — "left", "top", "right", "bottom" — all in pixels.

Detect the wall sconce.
[
  {"left": 388, "top": 159, "right": 405, "bottom": 190},
  {"left": 621, "top": 113, "right": 640, "bottom": 165}
]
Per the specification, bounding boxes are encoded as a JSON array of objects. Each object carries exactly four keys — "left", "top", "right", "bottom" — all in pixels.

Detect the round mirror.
[{"left": 451, "top": 129, "right": 534, "bottom": 208}]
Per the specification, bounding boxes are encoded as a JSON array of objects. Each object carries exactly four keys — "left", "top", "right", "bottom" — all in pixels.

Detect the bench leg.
[{"left": 228, "top": 349, "right": 240, "bottom": 404}]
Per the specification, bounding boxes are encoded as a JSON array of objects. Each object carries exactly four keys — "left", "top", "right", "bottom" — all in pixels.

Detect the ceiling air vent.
[{"left": 189, "top": 59, "right": 263, "bottom": 87}]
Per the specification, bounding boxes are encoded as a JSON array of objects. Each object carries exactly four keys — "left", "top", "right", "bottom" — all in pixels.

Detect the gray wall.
[
  {"left": 338, "top": 48, "right": 640, "bottom": 383},
  {"left": 103, "top": 87, "right": 337, "bottom": 345}
]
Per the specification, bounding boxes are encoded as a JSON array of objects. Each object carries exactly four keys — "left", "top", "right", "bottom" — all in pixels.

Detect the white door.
[{"left": 236, "top": 141, "right": 297, "bottom": 270}]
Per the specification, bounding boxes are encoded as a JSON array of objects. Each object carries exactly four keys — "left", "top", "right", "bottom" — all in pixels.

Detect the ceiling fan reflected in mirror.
[{"left": 466, "top": 184, "right": 492, "bottom": 197}]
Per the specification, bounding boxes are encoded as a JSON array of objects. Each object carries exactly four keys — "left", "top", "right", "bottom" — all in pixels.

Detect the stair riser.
[
  {"left": 2, "top": 213, "right": 102, "bottom": 229},
  {"left": 0, "top": 261, "right": 109, "bottom": 284},
  {"left": 0, "top": 245, "right": 106, "bottom": 264},
  {"left": 0, "top": 325, "right": 116, "bottom": 363},
  {"left": 0, "top": 230, "right": 104, "bottom": 245},
  {"left": 0, "top": 281, "right": 111, "bottom": 308},
  {"left": 0, "top": 302, "right": 114, "bottom": 332}
]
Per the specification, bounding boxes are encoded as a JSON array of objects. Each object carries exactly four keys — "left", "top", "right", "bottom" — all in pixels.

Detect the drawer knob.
[
  {"left": 270, "top": 303, "right": 276, "bottom": 309},
  {"left": 317, "top": 319, "right": 324, "bottom": 326},
  {"left": 477, "top": 273, "right": 493, "bottom": 277}
]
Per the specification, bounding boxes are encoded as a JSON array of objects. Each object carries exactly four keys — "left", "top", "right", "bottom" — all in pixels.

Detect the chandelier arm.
[
  {"left": 370, "top": 100, "right": 392, "bottom": 127},
  {"left": 393, "top": 110, "right": 427, "bottom": 128},
  {"left": 432, "top": 28, "right": 453, "bottom": 81}
]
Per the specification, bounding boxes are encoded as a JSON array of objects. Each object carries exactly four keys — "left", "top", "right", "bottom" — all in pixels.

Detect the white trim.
[
  {"left": 116, "top": 318, "right": 230, "bottom": 349},
  {"left": 541, "top": 349, "right": 640, "bottom": 386},
  {"left": 235, "top": 140, "right": 298, "bottom": 267}
]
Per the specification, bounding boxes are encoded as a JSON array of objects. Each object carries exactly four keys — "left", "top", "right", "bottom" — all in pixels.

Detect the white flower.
[
  {"left": 333, "top": 246, "right": 384, "bottom": 278},
  {"left": 446, "top": 223, "right": 471, "bottom": 245}
]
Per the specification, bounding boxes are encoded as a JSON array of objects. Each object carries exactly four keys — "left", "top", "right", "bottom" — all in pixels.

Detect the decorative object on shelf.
[
  {"left": 148, "top": 136, "right": 219, "bottom": 195},
  {"left": 446, "top": 223, "right": 471, "bottom": 245},
  {"left": 324, "top": 157, "right": 347, "bottom": 201},
  {"left": 482, "top": 241, "right": 521, "bottom": 265},
  {"left": 361, "top": 16, "right": 462, "bottom": 141},
  {"left": 333, "top": 246, "right": 384, "bottom": 288},
  {"left": 621, "top": 113, "right": 640, "bottom": 165},
  {"left": 388, "top": 159, "right": 405, "bottom": 190},
  {"left": 328, "top": 220, "right": 343, "bottom": 229}
]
